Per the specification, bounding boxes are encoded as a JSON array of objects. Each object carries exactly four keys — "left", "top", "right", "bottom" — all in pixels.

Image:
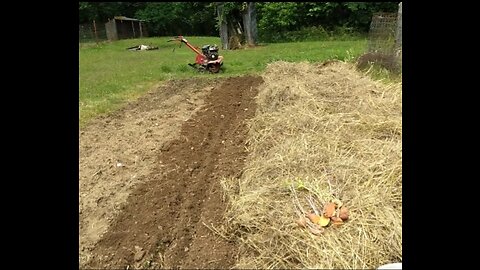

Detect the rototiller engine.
[{"left": 168, "top": 36, "right": 223, "bottom": 73}]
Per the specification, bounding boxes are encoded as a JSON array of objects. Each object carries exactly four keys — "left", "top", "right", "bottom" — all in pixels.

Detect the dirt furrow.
[
  {"left": 85, "top": 76, "right": 263, "bottom": 269},
  {"left": 79, "top": 78, "right": 216, "bottom": 267}
]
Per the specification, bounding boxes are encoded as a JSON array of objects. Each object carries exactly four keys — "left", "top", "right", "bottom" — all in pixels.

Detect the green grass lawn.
[{"left": 79, "top": 36, "right": 367, "bottom": 126}]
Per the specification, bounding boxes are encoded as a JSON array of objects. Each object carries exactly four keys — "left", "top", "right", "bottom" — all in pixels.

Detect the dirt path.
[{"left": 82, "top": 76, "right": 263, "bottom": 269}]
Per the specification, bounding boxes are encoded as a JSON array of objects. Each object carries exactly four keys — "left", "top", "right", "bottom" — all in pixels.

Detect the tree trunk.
[
  {"left": 395, "top": 2, "right": 402, "bottom": 50},
  {"left": 242, "top": 2, "right": 258, "bottom": 46},
  {"left": 249, "top": 2, "right": 258, "bottom": 45},
  {"left": 228, "top": 20, "right": 242, "bottom": 50},
  {"left": 216, "top": 3, "right": 229, "bottom": 50}
]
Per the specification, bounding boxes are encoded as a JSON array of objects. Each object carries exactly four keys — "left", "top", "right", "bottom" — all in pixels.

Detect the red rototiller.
[{"left": 168, "top": 36, "right": 224, "bottom": 73}]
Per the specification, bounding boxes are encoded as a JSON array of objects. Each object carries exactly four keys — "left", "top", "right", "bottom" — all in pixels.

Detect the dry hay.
[
  {"left": 229, "top": 35, "right": 243, "bottom": 50},
  {"left": 219, "top": 61, "right": 402, "bottom": 269}
]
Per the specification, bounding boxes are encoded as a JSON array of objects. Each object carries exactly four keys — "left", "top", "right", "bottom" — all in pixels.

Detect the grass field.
[{"left": 79, "top": 36, "right": 367, "bottom": 125}]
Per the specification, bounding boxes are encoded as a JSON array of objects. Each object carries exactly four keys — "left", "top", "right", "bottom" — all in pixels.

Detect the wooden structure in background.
[{"left": 105, "top": 16, "right": 146, "bottom": 41}]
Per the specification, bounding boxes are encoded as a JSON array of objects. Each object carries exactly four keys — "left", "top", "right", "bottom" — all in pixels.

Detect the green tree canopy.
[{"left": 79, "top": 2, "right": 400, "bottom": 41}]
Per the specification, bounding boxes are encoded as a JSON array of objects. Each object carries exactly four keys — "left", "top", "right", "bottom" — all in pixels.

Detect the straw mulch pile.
[{"left": 219, "top": 60, "right": 402, "bottom": 269}]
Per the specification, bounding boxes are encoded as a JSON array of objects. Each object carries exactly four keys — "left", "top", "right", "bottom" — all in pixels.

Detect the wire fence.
[
  {"left": 79, "top": 21, "right": 108, "bottom": 43},
  {"left": 358, "top": 2, "right": 402, "bottom": 72},
  {"left": 367, "top": 12, "right": 397, "bottom": 55}
]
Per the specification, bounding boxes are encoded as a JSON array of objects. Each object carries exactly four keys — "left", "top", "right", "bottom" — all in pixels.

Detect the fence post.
[
  {"left": 396, "top": 2, "right": 402, "bottom": 49},
  {"left": 395, "top": 2, "right": 402, "bottom": 68},
  {"left": 131, "top": 21, "right": 136, "bottom": 38},
  {"left": 139, "top": 22, "right": 143, "bottom": 38},
  {"left": 93, "top": 20, "right": 98, "bottom": 43}
]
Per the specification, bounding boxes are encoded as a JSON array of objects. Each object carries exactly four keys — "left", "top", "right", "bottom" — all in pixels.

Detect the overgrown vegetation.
[
  {"left": 259, "top": 25, "right": 366, "bottom": 43},
  {"left": 79, "top": 2, "right": 399, "bottom": 42},
  {"left": 135, "top": 2, "right": 218, "bottom": 36}
]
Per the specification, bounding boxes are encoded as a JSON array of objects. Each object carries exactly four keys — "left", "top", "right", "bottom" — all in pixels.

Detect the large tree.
[
  {"left": 215, "top": 2, "right": 258, "bottom": 49},
  {"left": 242, "top": 2, "right": 258, "bottom": 46},
  {"left": 216, "top": 3, "right": 229, "bottom": 49},
  {"left": 79, "top": 2, "right": 399, "bottom": 43}
]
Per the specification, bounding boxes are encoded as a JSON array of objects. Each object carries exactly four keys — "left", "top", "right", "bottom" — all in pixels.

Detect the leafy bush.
[{"left": 259, "top": 26, "right": 366, "bottom": 43}]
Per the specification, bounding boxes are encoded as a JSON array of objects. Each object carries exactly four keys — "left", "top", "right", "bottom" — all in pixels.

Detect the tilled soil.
[{"left": 80, "top": 75, "right": 263, "bottom": 269}]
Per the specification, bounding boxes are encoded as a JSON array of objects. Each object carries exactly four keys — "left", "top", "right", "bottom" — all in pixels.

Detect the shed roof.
[{"left": 113, "top": 16, "right": 144, "bottom": 22}]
